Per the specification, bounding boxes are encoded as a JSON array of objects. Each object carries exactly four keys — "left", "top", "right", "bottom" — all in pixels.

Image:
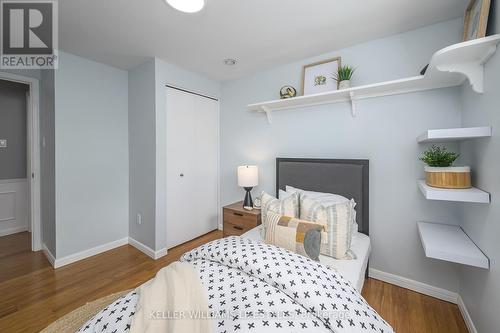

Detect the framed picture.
[
  {"left": 301, "top": 57, "right": 341, "bottom": 96},
  {"left": 463, "top": 0, "right": 491, "bottom": 41}
]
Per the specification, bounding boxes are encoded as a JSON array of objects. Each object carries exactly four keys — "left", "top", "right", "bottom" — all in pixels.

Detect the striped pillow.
[
  {"left": 300, "top": 195, "right": 356, "bottom": 260},
  {"left": 260, "top": 191, "right": 299, "bottom": 237},
  {"left": 265, "top": 211, "right": 325, "bottom": 261}
]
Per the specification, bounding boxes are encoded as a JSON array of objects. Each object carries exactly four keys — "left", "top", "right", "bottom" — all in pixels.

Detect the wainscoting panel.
[{"left": 0, "top": 179, "right": 28, "bottom": 237}]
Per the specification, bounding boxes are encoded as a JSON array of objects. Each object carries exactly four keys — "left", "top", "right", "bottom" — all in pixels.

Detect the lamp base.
[{"left": 243, "top": 187, "right": 254, "bottom": 210}]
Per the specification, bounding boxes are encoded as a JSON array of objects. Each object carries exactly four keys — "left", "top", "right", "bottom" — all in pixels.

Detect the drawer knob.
[
  {"left": 233, "top": 212, "right": 244, "bottom": 217},
  {"left": 233, "top": 226, "right": 243, "bottom": 231}
]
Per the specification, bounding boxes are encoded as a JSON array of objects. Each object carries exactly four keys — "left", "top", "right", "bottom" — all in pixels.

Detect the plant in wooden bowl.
[
  {"left": 333, "top": 65, "right": 355, "bottom": 90},
  {"left": 419, "top": 145, "right": 471, "bottom": 189}
]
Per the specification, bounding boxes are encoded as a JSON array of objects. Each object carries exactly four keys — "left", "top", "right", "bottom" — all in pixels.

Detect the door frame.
[{"left": 0, "top": 71, "right": 42, "bottom": 251}]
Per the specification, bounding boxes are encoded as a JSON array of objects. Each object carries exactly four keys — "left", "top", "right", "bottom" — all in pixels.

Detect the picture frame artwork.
[
  {"left": 463, "top": 0, "right": 491, "bottom": 41},
  {"left": 301, "top": 57, "right": 341, "bottom": 96}
]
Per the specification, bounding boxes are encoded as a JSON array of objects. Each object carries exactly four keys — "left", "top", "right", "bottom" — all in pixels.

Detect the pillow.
[
  {"left": 286, "top": 185, "right": 359, "bottom": 235},
  {"left": 265, "top": 211, "right": 324, "bottom": 261},
  {"left": 300, "top": 195, "right": 356, "bottom": 260},
  {"left": 260, "top": 191, "right": 299, "bottom": 239}
]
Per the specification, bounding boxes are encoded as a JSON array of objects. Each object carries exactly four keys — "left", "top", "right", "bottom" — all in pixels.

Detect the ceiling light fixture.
[
  {"left": 224, "top": 58, "right": 237, "bottom": 66},
  {"left": 165, "top": 0, "right": 205, "bottom": 13}
]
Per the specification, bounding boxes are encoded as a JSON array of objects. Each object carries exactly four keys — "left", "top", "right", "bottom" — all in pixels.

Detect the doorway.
[{"left": 0, "top": 72, "right": 41, "bottom": 252}]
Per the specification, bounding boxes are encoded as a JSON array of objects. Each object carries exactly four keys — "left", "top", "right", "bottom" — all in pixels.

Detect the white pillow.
[
  {"left": 286, "top": 185, "right": 359, "bottom": 234},
  {"left": 300, "top": 194, "right": 356, "bottom": 260},
  {"left": 261, "top": 191, "right": 299, "bottom": 238}
]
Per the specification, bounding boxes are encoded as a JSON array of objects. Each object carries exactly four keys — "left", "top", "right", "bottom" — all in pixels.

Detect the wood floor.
[{"left": 0, "top": 231, "right": 468, "bottom": 333}]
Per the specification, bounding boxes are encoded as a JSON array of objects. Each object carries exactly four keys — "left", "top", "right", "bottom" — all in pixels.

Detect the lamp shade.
[{"left": 237, "top": 165, "right": 259, "bottom": 187}]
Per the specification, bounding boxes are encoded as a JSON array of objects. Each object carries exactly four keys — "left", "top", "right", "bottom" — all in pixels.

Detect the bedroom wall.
[
  {"left": 54, "top": 51, "right": 129, "bottom": 258},
  {"left": 128, "top": 59, "right": 157, "bottom": 250},
  {"left": 458, "top": 2, "right": 500, "bottom": 332},
  {"left": 220, "top": 18, "right": 465, "bottom": 291},
  {"left": 128, "top": 57, "right": 220, "bottom": 252}
]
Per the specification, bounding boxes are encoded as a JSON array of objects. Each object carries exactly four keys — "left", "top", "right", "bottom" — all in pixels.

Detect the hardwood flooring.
[{"left": 0, "top": 231, "right": 468, "bottom": 333}]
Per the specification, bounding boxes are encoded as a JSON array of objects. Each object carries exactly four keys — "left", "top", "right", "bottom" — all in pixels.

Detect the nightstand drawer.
[
  {"left": 223, "top": 221, "right": 254, "bottom": 235},
  {"left": 223, "top": 210, "right": 259, "bottom": 228}
]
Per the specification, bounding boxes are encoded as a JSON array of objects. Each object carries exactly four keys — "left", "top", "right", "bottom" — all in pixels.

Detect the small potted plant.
[
  {"left": 419, "top": 145, "right": 471, "bottom": 189},
  {"left": 333, "top": 65, "right": 355, "bottom": 90}
]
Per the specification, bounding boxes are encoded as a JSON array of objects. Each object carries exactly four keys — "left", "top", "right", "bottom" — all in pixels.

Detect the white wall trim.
[
  {"left": 129, "top": 237, "right": 167, "bottom": 260},
  {"left": 42, "top": 243, "right": 55, "bottom": 267},
  {"left": 458, "top": 295, "right": 477, "bottom": 333},
  {"left": 53, "top": 237, "right": 129, "bottom": 268},
  {"left": 368, "top": 268, "right": 458, "bottom": 304},
  {"left": 0, "top": 226, "right": 28, "bottom": 237}
]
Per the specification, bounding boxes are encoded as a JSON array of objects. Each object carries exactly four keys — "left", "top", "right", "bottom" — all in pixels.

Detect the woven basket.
[{"left": 425, "top": 166, "right": 471, "bottom": 189}]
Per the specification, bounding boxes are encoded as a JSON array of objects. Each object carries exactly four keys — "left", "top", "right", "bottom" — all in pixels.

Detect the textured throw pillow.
[
  {"left": 260, "top": 191, "right": 299, "bottom": 237},
  {"left": 287, "top": 185, "right": 359, "bottom": 236},
  {"left": 265, "top": 211, "right": 325, "bottom": 261},
  {"left": 300, "top": 195, "right": 357, "bottom": 260}
]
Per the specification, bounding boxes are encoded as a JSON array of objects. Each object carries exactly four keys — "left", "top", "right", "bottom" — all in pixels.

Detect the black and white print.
[{"left": 78, "top": 236, "right": 393, "bottom": 333}]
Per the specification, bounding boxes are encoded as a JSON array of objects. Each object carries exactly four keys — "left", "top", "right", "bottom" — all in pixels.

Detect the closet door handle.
[{"left": 179, "top": 173, "right": 184, "bottom": 177}]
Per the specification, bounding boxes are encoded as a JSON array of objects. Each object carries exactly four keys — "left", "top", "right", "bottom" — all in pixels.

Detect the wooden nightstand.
[{"left": 223, "top": 201, "right": 261, "bottom": 237}]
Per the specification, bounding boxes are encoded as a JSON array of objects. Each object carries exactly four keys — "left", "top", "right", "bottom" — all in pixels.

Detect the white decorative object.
[
  {"left": 418, "top": 180, "right": 490, "bottom": 204},
  {"left": 417, "top": 221, "right": 489, "bottom": 269},
  {"left": 249, "top": 34, "right": 500, "bottom": 123},
  {"left": 338, "top": 80, "right": 351, "bottom": 90},
  {"left": 417, "top": 126, "right": 492, "bottom": 143}
]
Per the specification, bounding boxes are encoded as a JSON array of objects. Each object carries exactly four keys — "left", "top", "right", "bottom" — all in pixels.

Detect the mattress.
[{"left": 241, "top": 226, "right": 371, "bottom": 292}]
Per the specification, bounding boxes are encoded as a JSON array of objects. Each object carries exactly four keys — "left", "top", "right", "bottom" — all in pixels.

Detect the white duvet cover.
[{"left": 78, "top": 237, "right": 392, "bottom": 333}]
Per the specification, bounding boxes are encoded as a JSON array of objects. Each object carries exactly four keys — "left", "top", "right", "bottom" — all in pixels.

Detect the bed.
[
  {"left": 244, "top": 158, "right": 371, "bottom": 292},
  {"left": 76, "top": 158, "right": 393, "bottom": 333}
]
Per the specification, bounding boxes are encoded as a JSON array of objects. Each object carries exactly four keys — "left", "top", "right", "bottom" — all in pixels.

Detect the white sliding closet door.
[{"left": 166, "top": 87, "right": 218, "bottom": 249}]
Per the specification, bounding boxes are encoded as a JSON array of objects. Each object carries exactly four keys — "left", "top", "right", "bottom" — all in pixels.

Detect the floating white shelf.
[
  {"left": 417, "top": 126, "right": 492, "bottom": 143},
  {"left": 417, "top": 222, "right": 489, "bottom": 269},
  {"left": 248, "top": 34, "right": 500, "bottom": 123},
  {"left": 418, "top": 180, "right": 490, "bottom": 204}
]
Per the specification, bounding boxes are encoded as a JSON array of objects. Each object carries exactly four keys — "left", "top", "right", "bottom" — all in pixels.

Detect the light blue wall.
[
  {"left": 55, "top": 51, "right": 129, "bottom": 258},
  {"left": 458, "top": 2, "right": 500, "bottom": 332},
  {"left": 220, "top": 19, "right": 464, "bottom": 291},
  {"left": 128, "top": 59, "right": 157, "bottom": 249}
]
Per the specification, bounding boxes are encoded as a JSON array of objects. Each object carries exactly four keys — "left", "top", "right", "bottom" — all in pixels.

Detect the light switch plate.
[{"left": 0, "top": 139, "right": 6, "bottom": 148}]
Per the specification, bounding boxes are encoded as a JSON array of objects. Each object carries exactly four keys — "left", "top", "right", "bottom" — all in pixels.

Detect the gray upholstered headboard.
[{"left": 276, "top": 158, "right": 369, "bottom": 236}]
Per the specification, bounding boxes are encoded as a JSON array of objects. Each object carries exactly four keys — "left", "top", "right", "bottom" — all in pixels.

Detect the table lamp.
[{"left": 237, "top": 165, "right": 259, "bottom": 210}]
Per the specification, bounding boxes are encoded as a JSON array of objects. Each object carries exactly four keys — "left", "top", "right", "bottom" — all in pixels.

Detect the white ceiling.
[{"left": 59, "top": 0, "right": 467, "bottom": 82}]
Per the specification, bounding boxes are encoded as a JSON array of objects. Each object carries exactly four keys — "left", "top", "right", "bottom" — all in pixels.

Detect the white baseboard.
[
  {"left": 42, "top": 243, "right": 56, "bottom": 267},
  {"left": 458, "top": 295, "right": 477, "bottom": 333},
  {"left": 0, "top": 226, "right": 28, "bottom": 237},
  {"left": 53, "top": 237, "right": 129, "bottom": 269},
  {"left": 128, "top": 237, "right": 167, "bottom": 260},
  {"left": 368, "top": 268, "right": 458, "bottom": 304}
]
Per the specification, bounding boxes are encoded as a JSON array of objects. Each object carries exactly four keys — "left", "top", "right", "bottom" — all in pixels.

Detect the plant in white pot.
[
  {"left": 419, "top": 145, "right": 471, "bottom": 189},
  {"left": 333, "top": 65, "right": 355, "bottom": 90}
]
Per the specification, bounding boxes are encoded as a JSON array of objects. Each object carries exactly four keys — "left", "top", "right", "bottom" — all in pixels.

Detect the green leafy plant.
[
  {"left": 419, "top": 145, "right": 459, "bottom": 167},
  {"left": 333, "top": 65, "right": 355, "bottom": 82}
]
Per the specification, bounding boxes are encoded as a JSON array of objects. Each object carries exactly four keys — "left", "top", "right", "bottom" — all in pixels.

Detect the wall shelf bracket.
[
  {"left": 349, "top": 91, "right": 357, "bottom": 117},
  {"left": 261, "top": 105, "right": 273, "bottom": 124}
]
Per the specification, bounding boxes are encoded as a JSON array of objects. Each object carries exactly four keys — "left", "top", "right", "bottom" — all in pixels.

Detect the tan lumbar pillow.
[{"left": 265, "top": 211, "right": 325, "bottom": 261}]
